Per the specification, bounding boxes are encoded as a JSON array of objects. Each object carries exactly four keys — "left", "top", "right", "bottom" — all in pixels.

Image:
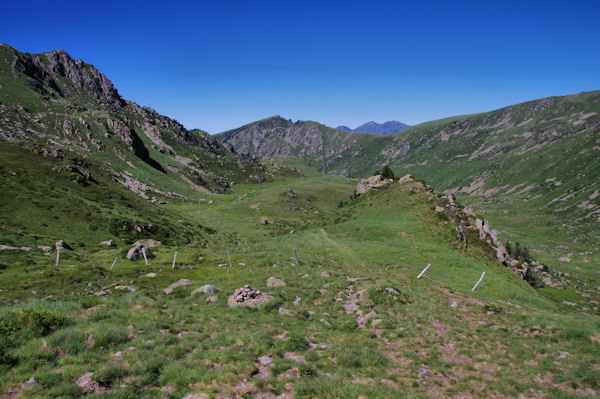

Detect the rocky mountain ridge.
[
  {"left": 336, "top": 120, "right": 410, "bottom": 134},
  {"left": 0, "top": 44, "right": 266, "bottom": 196}
]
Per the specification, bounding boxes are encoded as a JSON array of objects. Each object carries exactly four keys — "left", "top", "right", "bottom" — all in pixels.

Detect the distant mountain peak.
[{"left": 336, "top": 120, "right": 410, "bottom": 135}]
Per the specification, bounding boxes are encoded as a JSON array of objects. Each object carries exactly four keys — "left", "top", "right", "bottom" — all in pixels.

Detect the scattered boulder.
[
  {"left": 114, "top": 285, "right": 136, "bottom": 292},
  {"left": 385, "top": 287, "right": 400, "bottom": 295},
  {"left": 254, "top": 355, "right": 273, "bottom": 379},
  {"left": 266, "top": 277, "right": 286, "bottom": 287},
  {"left": 76, "top": 372, "right": 103, "bottom": 394},
  {"left": 398, "top": 174, "right": 414, "bottom": 184},
  {"left": 0, "top": 245, "right": 19, "bottom": 251},
  {"left": 37, "top": 245, "right": 53, "bottom": 254},
  {"left": 279, "top": 307, "right": 292, "bottom": 316},
  {"left": 21, "top": 377, "right": 41, "bottom": 390},
  {"left": 278, "top": 368, "right": 300, "bottom": 379},
  {"left": 293, "top": 296, "right": 302, "bottom": 306},
  {"left": 260, "top": 217, "right": 269, "bottom": 225},
  {"left": 126, "top": 239, "right": 160, "bottom": 261},
  {"left": 183, "top": 393, "right": 210, "bottom": 399},
  {"left": 228, "top": 285, "right": 276, "bottom": 308},
  {"left": 126, "top": 245, "right": 150, "bottom": 261},
  {"left": 100, "top": 239, "right": 116, "bottom": 247},
  {"left": 141, "top": 272, "right": 156, "bottom": 278},
  {"left": 356, "top": 175, "right": 390, "bottom": 195},
  {"left": 191, "top": 285, "right": 219, "bottom": 295},
  {"left": 164, "top": 279, "right": 192, "bottom": 294},
  {"left": 284, "top": 352, "right": 306, "bottom": 363},
  {"left": 135, "top": 239, "right": 160, "bottom": 248},
  {"left": 205, "top": 295, "right": 218, "bottom": 304}
]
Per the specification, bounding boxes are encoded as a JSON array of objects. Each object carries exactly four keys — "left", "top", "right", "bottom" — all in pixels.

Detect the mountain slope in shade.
[{"left": 335, "top": 120, "right": 410, "bottom": 134}]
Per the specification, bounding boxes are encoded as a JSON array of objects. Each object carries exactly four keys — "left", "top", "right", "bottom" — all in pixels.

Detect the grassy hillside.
[
  {"left": 217, "top": 93, "right": 600, "bottom": 308},
  {"left": 1, "top": 174, "right": 599, "bottom": 398}
]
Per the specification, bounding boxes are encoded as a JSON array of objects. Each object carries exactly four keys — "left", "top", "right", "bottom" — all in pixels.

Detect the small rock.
[
  {"left": 266, "top": 277, "right": 286, "bottom": 287},
  {"left": 114, "top": 285, "right": 136, "bottom": 292},
  {"left": 279, "top": 307, "right": 292, "bottom": 316},
  {"left": 77, "top": 372, "right": 102, "bottom": 394},
  {"left": 371, "top": 319, "right": 383, "bottom": 328},
  {"left": 100, "top": 239, "right": 116, "bottom": 247},
  {"left": 293, "top": 296, "right": 302, "bottom": 306},
  {"left": 320, "top": 319, "right": 331, "bottom": 326},
  {"left": 284, "top": 352, "right": 306, "bottom": 363},
  {"left": 258, "top": 355, "right": 273, "bottom": 367},
  {"left": 260, "top": 217, "right": 269, "bottom": 225},
  {"left": 183, "top": 394, "right": 210, "bottom": 399},
  {"left": 205, "top": 295, "right": 218, "bottom": 303},
  {"left": 191, "top": 284, "right": 219, "bottom": 295},
  {"left": 319, "top": 271, "right": 330, "bottom": 277},
  {"left": 385, "top": 287, "right": 400, "bottom": 295},
  {"left": 278, "top": 368, "right": 300, "bottom": 379},
  {"left": 37, "top": 245, "right": 53, "bottom": 253},
  {"left": 164, "top": 279, "right": 192, "bottom": 294},
  {"left": 141, "top": 272, "right": 156, "bottom": 278},
  {"left": 21, "top": 377, "right": 40, "bottom": 390},
  {"left": 557, "top": 351, "right": 569, "bottom": 359}
]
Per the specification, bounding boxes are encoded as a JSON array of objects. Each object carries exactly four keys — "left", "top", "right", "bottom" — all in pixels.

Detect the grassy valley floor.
[{"left": 1, "top": 169, "right": 599, "bottom": 398}]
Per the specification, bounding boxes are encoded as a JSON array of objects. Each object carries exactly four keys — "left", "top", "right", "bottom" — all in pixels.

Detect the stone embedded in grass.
[
  {"left": 191, "top": 284, "right": 219, "bottom": 295},
  {"left": 182, "top": 393, "right": 209, "bottom": 399},
  {"left": 278, "top": 368, "right": 300, "bottom": 379},
  {"left": 227, "top": 285, "right": 276, "bottom": 308},
  {"left": 266, "top": 277, "right": 286, "bottom": 287},
  {"left": 205, "top": 295, "right": 218, "bottom": 303},
  {"left": 284, "top": 352, "right": 307, "bottom": 363},
  {"left": 141, "top": 272, "right": 156, "bottom": 278},
  {"left": 99, "top": 239, "right": 116, "bottom": 246},
  {"left": 76, "top": 372, "right": 103, "bottom": 394},
  {"left": 279, "top": 307, "right": 292, "bottom": 316},
  {"left": 163, "top": 279, "right": 192, "bottom": 294},
  {"left": 385, "top": 287, "right": 400, "bottom": 295},
  {"left": 293, "top": 296, "right": 302, "bottom": 306},
  {"left": 114, "top": 285, "right": 136, "bottom": 292}
]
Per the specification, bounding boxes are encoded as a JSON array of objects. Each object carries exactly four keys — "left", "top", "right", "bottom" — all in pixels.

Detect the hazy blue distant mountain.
[{"left": 335, "top": 121, "right": 410, "bottom": 135}]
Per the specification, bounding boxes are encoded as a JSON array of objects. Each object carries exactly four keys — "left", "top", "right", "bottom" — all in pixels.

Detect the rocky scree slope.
[{"left": 0, "top": 44, "right": 266, "bottom": 196}]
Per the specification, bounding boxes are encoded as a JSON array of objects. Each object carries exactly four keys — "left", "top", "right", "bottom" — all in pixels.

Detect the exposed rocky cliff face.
[{"left": 0, "top": 44, "right": 266, "bottom": 194}]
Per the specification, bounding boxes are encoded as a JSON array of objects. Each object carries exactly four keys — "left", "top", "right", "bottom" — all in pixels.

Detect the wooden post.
[
  {"left": 110, "top": 257, "right": 117, "bottom": 270},
  {"left": 172, "top": 251, "right": 177, "bottom": 269},
  {"left": 227, "top": 250, "right": 232, "bottom": 268},
  {"left": 417, "top": 263, "right": 431, "bottom": 279},
  {"left": 55, "top": 246, "right": 60, "bottom": 266},
  {"left": 293, "top": 248, "right": 299, "bottom": 264},
  {"left": 142, "top": 247, "right": 148, "bottom": 265},
  {"left": 472, "top": 272, "right": 485, "bottom": 291}
]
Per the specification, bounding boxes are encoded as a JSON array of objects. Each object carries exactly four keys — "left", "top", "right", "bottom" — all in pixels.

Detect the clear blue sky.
[{"left": 2, "top": 0, "right": 599, "bottom": 133}]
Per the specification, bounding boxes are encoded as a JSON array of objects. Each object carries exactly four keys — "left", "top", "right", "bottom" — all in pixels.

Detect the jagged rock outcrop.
[
  {"left": 0, "top": 44, "right": 268, "bottom": 195},
  {"left": 356, "top": 175, "right": 392, "bottom": 195}
]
